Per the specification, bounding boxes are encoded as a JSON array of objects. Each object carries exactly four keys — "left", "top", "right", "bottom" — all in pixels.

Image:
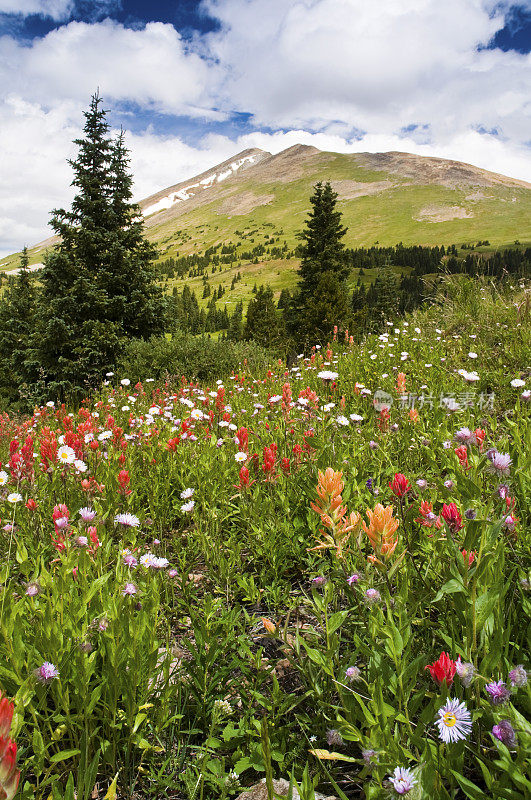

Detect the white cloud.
[
  {"left": 1, "top": 0, "right": 530, "bottom": 257},
  {"left": 0, "top": 20, "right": 216, "bottom": 116},
  {"left": 203, "top": 0, "right": 531, "bottom": 142}
]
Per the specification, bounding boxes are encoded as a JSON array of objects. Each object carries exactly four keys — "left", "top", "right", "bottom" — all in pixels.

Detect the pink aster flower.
[
  {"left": 35, "top": 662, "right": 59, "bottom": 683},
  {"left": 485, "top": 680, "right": 511, "bottom": 705}
]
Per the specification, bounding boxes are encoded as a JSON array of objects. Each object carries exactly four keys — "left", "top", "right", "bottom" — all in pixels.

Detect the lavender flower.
[
  {"left": 492, "top": 720, "right": 517, "bottom": 748},
  {"left": 345, "top": 666, "right": 361, "bottom": 681},
  {"left": 311, "top": 576, "right": 327, "bottom": 587},
  {"left": 455, "top": 657, "right": 476, "bottom": 688},
  {"left": 362, "top": 748, "right": 378, "bottom": 766},
  {"left": 364, "top": 588, "right": 381, "bottom": 605},
  {"left": 78, "top": 507, "right": 96, "bottom": 523},
  {"left": 485, "top": 680, "right": 511, "bottom": 705},
  {"left": 122, "top": 582, "right": 138, "bottom": 596},
  {"left": 35, "top": 662, "right": 59, "bottom": 683},
  {"left": 347, "top": 573, "right": 361, "bottom": 585},
  {"left": 326, "top": 729, "right": 343, "bottom": 747},
  {"left": 389, "top": 766, "right": 416, "bottom": 794},
  {"left": 497, "top": 484, "right": 510, "bottom": 499},
  {"left": 25, "top": 582, "right": 41, "bottom": 597},
  {"left": 114, "top": 512, "right": 140, "bottom": 527},
  {"left": 464, "top": 508, "right": 476, "bottom": 520},
  {"left": 455, "top": 427, "right": 475, "bottom": 445},
  {"left": 487, "top": 451, "right": 512, "bottom": 477},
  {"left": 508, "top": 665, "right": 528, "bottom": 689}
]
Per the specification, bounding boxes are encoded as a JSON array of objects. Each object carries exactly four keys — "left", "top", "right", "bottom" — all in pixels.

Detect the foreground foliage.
[{"left": 0, "top": 277, "right": 529, "bottom": 799}]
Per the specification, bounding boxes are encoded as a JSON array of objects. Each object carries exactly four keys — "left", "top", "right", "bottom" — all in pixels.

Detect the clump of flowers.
[
  {"left": 0, "top": 690, "right": 20, "bottom": 800},
  {"left": 310, "top": 468, "right": 361, "bottom": 558},
  {"left": 362, "top": 503, "right": 399, "bottom": 563}
]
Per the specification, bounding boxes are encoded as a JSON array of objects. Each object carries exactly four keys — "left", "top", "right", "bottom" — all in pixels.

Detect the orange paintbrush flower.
[
  {"left": 362, "top": 503, "right": 399, "bottom": 560},
  {"left": 310, "top": 468, "right": 361, "bottom": 557},
  {"left": 396, "top": 372, "right": 406, "bottom": 394}
]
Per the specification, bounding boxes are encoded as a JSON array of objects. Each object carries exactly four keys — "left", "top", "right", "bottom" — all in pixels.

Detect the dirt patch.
[
  {"left": 415, "top": 205, "right": 474, "bottom": 223},
  {"left": 217, "top": 191, "right": 275, "bottom": 216},
  {"left": 331, "top": 178, "right": 396, "bottom": 199},
  {"left": 357, "top": 151, "right": 531, "bottom": 189}
]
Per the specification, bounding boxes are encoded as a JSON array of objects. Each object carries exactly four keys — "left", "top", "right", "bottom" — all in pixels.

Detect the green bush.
[{"left": 118, "top": 332, "right": 271, "bottom": 384}]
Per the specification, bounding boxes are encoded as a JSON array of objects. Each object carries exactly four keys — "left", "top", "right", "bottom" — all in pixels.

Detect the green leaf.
[
  {"left": 450, "top": 770, "right": 488, "bottom": 800},
  {"left": 433, "top": 578, "right": 465, "bottom": 602},
  {"left": 49, "top": 749, "right": 81, "bottom": 764},
  {"left": 327, "top": 610, "right": 348, "bottom": 635}
]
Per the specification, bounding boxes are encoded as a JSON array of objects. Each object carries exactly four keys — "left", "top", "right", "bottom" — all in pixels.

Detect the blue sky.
[{"left": 0, "top": 0, "right": 530, "bottom": 256}]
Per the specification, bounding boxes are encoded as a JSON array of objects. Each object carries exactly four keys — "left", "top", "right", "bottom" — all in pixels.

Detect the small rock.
[{"left": 236, "top": 777, "right": 337, "bottom": 800}]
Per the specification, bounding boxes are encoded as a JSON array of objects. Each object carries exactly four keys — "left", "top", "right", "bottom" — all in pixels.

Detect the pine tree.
[
  {"left": 291, "top": 181, "right": 350, "bottom": 345},
  {"left": 0, "top": 247, "right": 39, "bottom": 408},
  {"left": 244, "top": 285, "right": 285, "bottom": 349},
  {"left": 33, "top": 93, "right": 164, "bottom": 401}
]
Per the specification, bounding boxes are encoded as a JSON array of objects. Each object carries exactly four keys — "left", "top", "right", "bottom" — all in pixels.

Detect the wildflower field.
[{"left": 0, "top": 278, "right": 529, "bottom": 800}]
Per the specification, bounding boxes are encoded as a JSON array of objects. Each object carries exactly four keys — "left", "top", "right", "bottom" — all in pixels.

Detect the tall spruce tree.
[
  {"left": 34, "top": 93, "right": 164, "bottom": 401},
  {"left": 290, "top": 181, "right": 350, "bottom": 345},
  {"left": 0, "top": 247, "right": 38, "bottom": 408},
  {"left": 244, "top": 285, "right": 285, "bottom": 349}
]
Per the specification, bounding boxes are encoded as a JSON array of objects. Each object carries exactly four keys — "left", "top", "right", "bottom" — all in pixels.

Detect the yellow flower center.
[{"left": 443, "top": 712, "right": 457, "bottom": 727}]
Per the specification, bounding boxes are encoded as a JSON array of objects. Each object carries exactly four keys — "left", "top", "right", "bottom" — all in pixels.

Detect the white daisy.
[
  {"left": 7, "top": 493, "right": 23, "bottom": 503},
  {"left": 0, "top": 471, "right": 8, "bottom": 487},
  {"left": 57, "top": 445, "right": 76, "bottom": 465},
  {"left": 435, "top": 698, "right": 472, "bottom": 743},
  {"left": 235, "top": 452, "right": 248, "bottom": 463}
]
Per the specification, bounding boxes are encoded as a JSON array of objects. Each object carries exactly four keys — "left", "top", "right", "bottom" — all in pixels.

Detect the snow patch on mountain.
[{"left": 143, "top": 155, "right": 257, "bottom": 217}]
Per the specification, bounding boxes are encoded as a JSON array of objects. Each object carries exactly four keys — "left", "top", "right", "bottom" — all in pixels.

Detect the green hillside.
[{"left": 2, "top": 145, "right": 530, "bottom": 314}]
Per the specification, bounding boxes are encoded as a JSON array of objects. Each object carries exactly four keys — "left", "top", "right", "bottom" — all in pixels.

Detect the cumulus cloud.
[
  {"left": 202, "top": 0, "right": 531, "bottom": 142},
  {"left": 1, "top": 0, "right": 530, "bottom": 256},
  {"left": 0, "top": 20, "right": 216, "bottom": 116}
]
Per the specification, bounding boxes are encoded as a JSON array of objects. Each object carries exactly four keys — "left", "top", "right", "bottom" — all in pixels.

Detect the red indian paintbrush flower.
[
  {"left": 389, "top": 473, "right": 410, "bottom": 498},
  {"left": 426, "top": 652, "right": 457, "bottom": 687},
  {"left": 441, "top": 503, "right": 463, "bottom": 533},
  {"left": 0, "top": 691, "right": 20, "bottom": 800}
]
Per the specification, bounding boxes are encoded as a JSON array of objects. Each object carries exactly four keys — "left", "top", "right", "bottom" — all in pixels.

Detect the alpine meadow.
[{"left": 0, "top": 2, "right": 529, "bottom": 800}]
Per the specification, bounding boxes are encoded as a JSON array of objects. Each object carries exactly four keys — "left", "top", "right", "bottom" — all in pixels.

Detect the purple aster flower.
[
  {"left": 35, "top": 662, "right": 59, "bottom": 683},
  {"left": 54, "top": 516, "right": 69, "bottom": 530},
  {"left": 168, "top": 568, "right": 179, "bottom": 578},
  {"left": 369, "top": 440, "right": 378, "bottom": 449},
  {"left": 455, "top": 427, "right": 475, "bottom": 445},
  {"left": 362, "top": 748, "right": 378, "bottom": 766},
  {"left": 347, "top": 573, "right": 361, "bottom": 585},
  {"left": 123, "top": 553, "right": 138, "bottom": 568},
  {"left": 79, "top": 507, "right": 96, "bottom": 523},
  {"left": 492, "top": 720, "right": 517, "bottom": 748},
  {"left": 74, "top": 535, "right": 89, "bottom": 547},
  {"left": 416, "top": 479, "right": 427, "bottom": 490},
  {"left": 389, "top": 766, "right": 416, "bottom": 794},
  {"left": 364, "top": 588, "right": 381, "bottom": 605},
  {"left": 508, "top": 665, "right": 528, "bottom": 688},
  {"left": 345, "top": 666, "right": 361, "bottom": 681},
  {"left": 122, "top": 582, "right": 138, "bottom": 596},
  {"left": 114, "top": 512, "right": 140, "bottom": 527},
  {"left": 485, "top": 680, "right": 511, "bottom": 705},
  {"left": 311, "top": 576, "right": 327, "bottom": 587},
  {"left": 326, "top": 729, "right": 343, "bottom": 747},
  {"left": 487, "top": 452, "right": 512, "bottom": 477},
  {"left": 455, "top": 657, "right": 476, "bottom": 688},
  {"left": 25, "top": 582, "right": 41, "bottom": 597}
]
